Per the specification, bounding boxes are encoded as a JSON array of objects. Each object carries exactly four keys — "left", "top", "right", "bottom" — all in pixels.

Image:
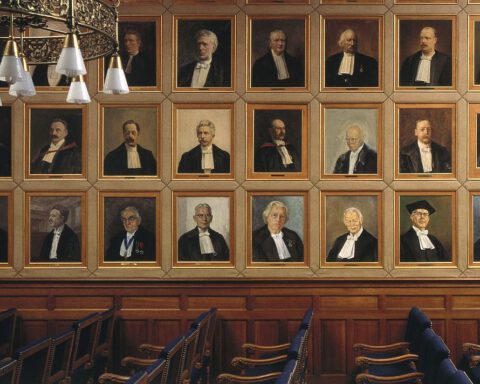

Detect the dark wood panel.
[
  {"left": 451, "top": 296, "right": 480, "bottom": 309},
  {"left": 254, "top": 320, "right": 282, "bottom": 345},
  {"left": 317, "top": 296, "right": 378, "bottom": 310},
  {"left": 188, "top": 296, "right": 246, "bottom": 310},
  {"left": 448, "top": 320, "right": 479, "bottom": 363},
  {"left": 0, "top": 297, "right": 48, "bottom": 309},
  {"left": 385, "top": 320, "right": 408, "bottom": 344},
  {"left": 319, "top": 320, "right": 346, "bottom": 374},
  {"left": 20, "top": 320, "right": 48, "bottom": 345},
  {"left": 55, "top": 296, "right": 113, "bottom": 310},
  {"left": 254, "top": 296, "right": 312, "bottom": 310},
  {"left": 121, "top": 296, "right": 180, "bottom": 310},
  {"left": 219, "top": 320, "right": 247, "bottom": 372},
  {"left": 385, "top": 296, "right": 446, "bottom": 309},
  {"left": 152, "top": 320, "right": 182, "bottom": 347},
  {"left": 353, "top": 320, "right": 381, "bottom": 346},
  {"left": 120, "top": 320, "right": 150, "bottom": 359}
]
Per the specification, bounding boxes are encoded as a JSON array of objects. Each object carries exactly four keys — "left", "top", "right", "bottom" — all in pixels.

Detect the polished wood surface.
[{"left": 1, "top": 279, "right": 479, "bottom": 383}]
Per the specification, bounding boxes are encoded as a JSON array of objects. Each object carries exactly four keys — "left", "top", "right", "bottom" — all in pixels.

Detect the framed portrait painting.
[
  {"left": 248, "top": 192, "right": 308, "bottom": 267},
  {"left": 395, "top": 192, "right": 456, "bottom": 267},
  {"left": 173, "top": 191, "right": 234, "bottom": 266},
  {"left": 25, "top": 105, "right": 87, "bottom": 179},
  {"left": 173, "top": 103, "right": 234, "bottom": 179},
  {"left": 26, "top": 192, "right": 86, "bottom": 267}
]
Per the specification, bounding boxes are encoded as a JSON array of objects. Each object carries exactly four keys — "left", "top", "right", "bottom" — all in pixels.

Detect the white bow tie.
[
  {"left": 421, "top": 147, "right": 431, "bottom": 153},
  {"left": 196, "top": 62, "right": 210, "bottom": 69},
  {"left": 199, "top": 231, "right": 210, "bottom": 237}
]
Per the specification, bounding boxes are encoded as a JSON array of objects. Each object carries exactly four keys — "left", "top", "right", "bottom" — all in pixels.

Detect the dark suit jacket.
[
  {"left": 0, "top": 143, "right": 11, "bottom": 177},
  {"left": 399, "top": 141, "right": 451, "bottom": 173},
  {"left": 251, "top": 51, "right": 304, "bottom": 87},
  {"left": 326, "top": 229, "right": 378, "bottom": 262},
  {"left": 178, "top": 227, "right": 229, "bottom": 262},
  {"left": 31, "top": 141, "right": 81, "bottom": 174},
  {"left": 177, "top": 144, "right": 230, "bottom": 173},
  {"left": 0, "top": 229, "right": 7, "bottom": 263},
  {"left": 252, "top": 225, "right": 303, "bottom": 262},
  {"left": 254, "top": 142, "right": 301, "bottom": 172},
  {"left": 400, "top": 227, "right": 450, "bottom": 262},
  {"left": 105, "top": 225, "right": 156, "bottom": 261},
  {"left": 104, "top": 144, "right": 157, "bottom": 176},
  {"left": 38, "top": 225, "right": 80, "bottom": 262},
  {"left": 31, "top": 64, "right": 70, "bottom": 87},
  {"left": 178, "top": 56, "right": 230, "bottom": 87},
  {"left": 333, "top": 144, "right": 377, "bottom": 174},
  {"left": 325, "top": 52, "right": 379, "bottom": 87},
  {"left": 399, "top": 50, "right": 452, "bottom": 86},
  {"left": 121, "top": 52, "right": 155, "bottom": 86}
]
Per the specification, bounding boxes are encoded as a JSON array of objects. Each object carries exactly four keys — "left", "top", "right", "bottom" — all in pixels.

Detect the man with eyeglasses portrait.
[
  {"left": 333, "top": 124, "right": 377, "bottom": 174},
  {"left": 105, "top": 206, "right": 155, "bottom": 261},
  {"left": 400, "top": 200, "right": 450, "bottom": 262},
  {"left": 177, "top": 203, "right": 229, "bottom": 262}
]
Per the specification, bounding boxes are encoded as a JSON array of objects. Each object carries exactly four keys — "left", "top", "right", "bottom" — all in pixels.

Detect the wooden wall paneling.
[
  {"left": 119, "top": 320, "right": 151, "bottom": 362},
  {"left": 384, "top": 319, "right": 407, "bottom": 344},
  {"left": 219, "top": 320, "right": 247, "bottom": 373},
  {"left": 448, "top": 320, "right": 479, "bottom": 365},
  {"left": 319, "top": 319, "right": 347, "bottom": 374},
  {"left": 152, "top": 320, "right": 182, "bottom": 347},
  {"left": 19, "top": 320, "right": 48, "bottom": 346},
  {"left": 253, "top": 320, "right": 282, "bottom": 346}
]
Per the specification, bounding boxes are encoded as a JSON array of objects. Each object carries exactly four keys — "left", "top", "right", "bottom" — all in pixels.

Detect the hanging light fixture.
[
  {"left": 9, "top": 31, "right": 36, "bottom": 97},
  {"left": 0, "top": 0, "right": 128, "bottom": 103},
  {"left": 66, "top": 75, "right": 90, "bottom": 104}
]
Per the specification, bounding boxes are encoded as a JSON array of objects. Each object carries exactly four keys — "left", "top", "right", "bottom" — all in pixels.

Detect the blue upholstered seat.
[
  {"left": 14, "top": 336, "right": 52, "bottom": 384},
  {"left": 436, "top": 358, "right": 458, "bottom": 384},
  {"left": 451, "top": 370, "right": 475, "bottom": 384}
]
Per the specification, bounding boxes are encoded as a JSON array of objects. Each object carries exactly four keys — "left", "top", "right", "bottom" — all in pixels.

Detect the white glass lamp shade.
[
  {"left": 66, "top": 75, "right": 90, "bottom": 104},
  {"left": 103, "top": 54, "right": 129, "bottom": 94},
  {"left": 9, "top": 57, "right": 36, "bottom": 97},
  {"left": 55, "top": 33, "right": 86, "bottom": 77},
  {"left": 0, "top": 40, "right": 24, "bottom": 84}
]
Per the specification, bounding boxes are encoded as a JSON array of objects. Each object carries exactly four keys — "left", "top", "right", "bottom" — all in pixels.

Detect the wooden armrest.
[
  {"left": 231, "top": 354, "right": 288, "bottom": 369},
  {"left": 355, "top": 371, "right": 424, "bottom": 384},
  {"left": 242, "top": 342, "right": 290, "bottom": 356},
  {"left": 98, "top": 372, "right": 132, "bottom": 384},
  {"left": 354, "top": 342, "right": 410, "bottom": 354},
  {"left": 138, "top": 343, "right": 164, "bottom": 356},
  {"left": 464, "top": 343, "right": 480, "bottom": 353},
  {"left": 355, "top": 353, "right": 418, "bottom": 368},
  {"left": 216, "top": 371, "right": 282, "bottom": 383},
  {"left": 121, "top": 356, "right": 156, "bottom": 368}
]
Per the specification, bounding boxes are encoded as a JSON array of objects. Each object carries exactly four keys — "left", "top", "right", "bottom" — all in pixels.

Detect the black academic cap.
[{"left": 405, "top": 200, "right": 436, "bottom": 215}]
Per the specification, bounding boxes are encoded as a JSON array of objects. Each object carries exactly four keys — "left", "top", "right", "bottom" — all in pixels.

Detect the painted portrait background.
[
  {"left": 324, "top": 18, "right": 379, "bottom": 60},
  {"left": 398, "top": 195, "right": 452, "bottom": 257},
  {"left": 0, "top": 196, "right": 8, "bottom": 263},
  {"left": 250, "top": 18, "right": 305, "bottom": 68},
  {"left": 29, "top": 108, "right": 83, "bottom": 173},
  {"left": 324, "top": 195, "right": 378, "bottom": 259},
  {"left": 398, "top": 19, "right": 452, "bottom": 66},
  {"left": 175, "top": 108, "right": 232, "bottom": 169},
  {"left": 103, "top": 107, "right": 158, "bottom": 162},
  {"left": 475, "top": 22, "right": 480, "bottom": 85},
  {"left": 103, "top": 196, "right": 157, "bottom": 261},
  {"left": 477, "top": 114, "right": 480, "bottom": 166},
  {"left": 324, "top": 107, "right": 378, "bottom": 174},
  {"left": 0, "top": 106, "right": 11, "bottom": 177},
  {"left": 473, "top": 196, "right": 480, "bottom": 251},
  {"left": 176, "top": 196, "right": 231, "bottom": 248},
  {"left": 29, "top": 196, "right": 82, "bottom": 262},
  {"left": 398, "top": 107, "right": 452, "bottom": 151},
  {"left": 253, "top": 109, "right": 303, "bottom": 168},
  {"left": 176, "top": 19, "right": 232, "bottom": 82},
  {"left": 251, "top": 195, "right": 304, "bottom": 241}
]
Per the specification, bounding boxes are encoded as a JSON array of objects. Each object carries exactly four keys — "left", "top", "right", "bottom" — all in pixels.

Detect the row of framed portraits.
[
  {"left": 3, "top": 102, "right": 480, "bottom": 179},
  {"left": 3, "top": 15, "right": 480, "bottom": 92},
  {"left": 0, "top": 189, "right": 479, "bottom": 269}
]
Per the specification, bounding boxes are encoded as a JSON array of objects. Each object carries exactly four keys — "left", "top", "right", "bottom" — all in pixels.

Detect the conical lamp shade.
[
  {"left": 103, "top": 54, "right": 129, "bottom": 94},
  {"left": 9, "top": 57, "right": 36, "bottom": 97},
  {"left": 66, "top": 75, "right": 90, "bottom": 104},
  {"left": 0, "top": 39, "right": 24, "bottom": 84},
  {"left": 56, "top": 33, "right": 86, "bottom": 77}
]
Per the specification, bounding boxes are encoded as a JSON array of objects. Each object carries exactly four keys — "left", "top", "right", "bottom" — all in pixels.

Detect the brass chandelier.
[{"left": 0, "top": 0, "right": 129, "bottom": 105}]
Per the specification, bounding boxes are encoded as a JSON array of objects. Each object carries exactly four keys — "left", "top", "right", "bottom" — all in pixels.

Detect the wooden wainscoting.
[{"left": 0, "top": 279, "right": 479, "bottom": 383}]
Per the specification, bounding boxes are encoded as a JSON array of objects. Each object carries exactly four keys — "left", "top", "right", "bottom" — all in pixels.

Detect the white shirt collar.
[
  {"left": 50, "top": 139, "right": 65, "bottom": 149},
  {"left": 125, "top": 143, "right": 138, "bottom": 152}
]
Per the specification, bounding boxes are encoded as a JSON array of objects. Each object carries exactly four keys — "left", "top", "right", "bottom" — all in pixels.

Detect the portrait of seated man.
[
  {"left": 399, "top": 118, "right": 451, "bottom": 173},
  {"left": 251, "top": 29, "right": 304, "bottom": 88},
  {"left": 178, "top": 119, "right": 230, "bottom": 174},
  {"left": 400, "top": 200, "right": 450, "bottom": 262},
  {"left": 104, "top": 119, "right": 157, "bottom": 176},
  {"left": 325, "top": 28, "right": 378, "bottom": 87},
  {"left": 400, "top": 26, "right": 452, "bottom": 87},
  {"left": 178, "top": 29, "right": 230, "bottom": 88},
  {"left": 333, "top": 124, "right": 377, "bottom": 174},
  {"left": 252, "top": 200, "right": 303, "bottom": 262},
  {"left": 254, "top": 118, "right": 301, "bottom": 172},
  {"left": 37, "top": 206, "right": 81, "bottom": 262},
  {"left": 178, "top": 203, "right": 229, "bottom": 262},
  {"left": 327, "top": 207, "right": 378, "bottom": 262},
  {"left": 120, "top": 28, "right": 155, "bottom": 87},
  {"left": 30, "top": 118, "right": 81, "bottom": 174},
  {"left": 105, "top": 206, "right": 155, "bottom": 261}
]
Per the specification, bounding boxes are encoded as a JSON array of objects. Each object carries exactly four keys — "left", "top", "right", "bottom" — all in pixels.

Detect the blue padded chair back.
[
  {"left": 0, "top": 358, "right": 17, "bottom": 384},
  {"left": 69, "top": 312, "right": 100, "bottom": 373},
  {"left": 0, "top": 309, "right": 17, "bottom": 359},
  {"left": 14, "top": 336, "right": 52, "bottom": 384},
  {"left": 437, "top": 358, "right": 458, "bottom": 384},
  {"left": 420, "top": 332, "right": 450, "bottom": 384},
  {"left": 190, "top": 311, "right": 210, "bottom": 361},
  {"left": 96, "top": 308, "right": 115, "bottom": 355},
  {"left": 126, "top": 369, "right": 148, "bottom": 384},
  {"left": 45, "top": 329, "right": 75, "bottom": 384},
  {"left": 159, "top": 335, "right": 184, "bottom": 384},
  {"left": 287, "top": 329, "right": 307, "bottom": 360},
  {"left": 405, "top": 307, "right": 432, "bottom": 354},
  {"left": 275, "top": 358, "right": 297, "bottom": 384},
  {"left": 145, "top": 358, "right": 166, "bottom": 384},
  {"left": 300, "top": 308, "right": 313, "bottom": 330},
  {"left": 450, "top": 370, "right": 474, "bottom": 384}
]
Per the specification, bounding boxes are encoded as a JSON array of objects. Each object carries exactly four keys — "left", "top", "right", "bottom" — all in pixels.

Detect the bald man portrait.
[
  {"left": 400, "top": 26, "right": 452, "bottom": 86},
  {"left": 333, "top": 124, "right": 377, "bottom": 174},
  {"left": 251, "top": 29, "right": 304, "bottom": 88},
  {"left": 325, "top": 28, "right": 378, "bottom": 87}
]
